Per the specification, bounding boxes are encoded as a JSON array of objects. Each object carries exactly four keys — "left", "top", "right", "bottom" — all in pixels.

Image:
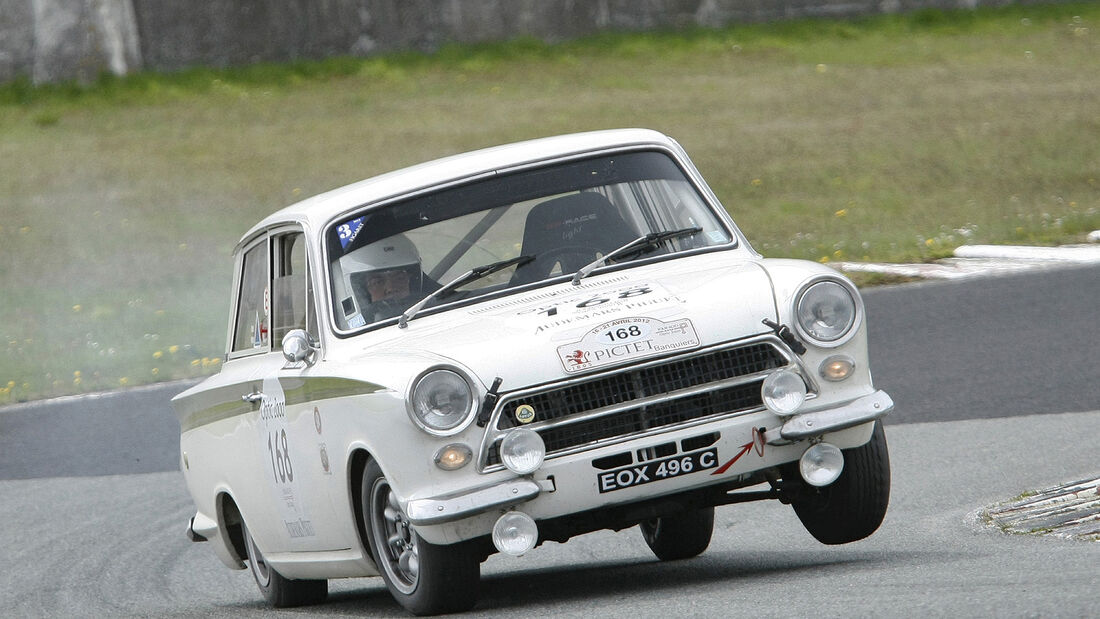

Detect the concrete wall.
[
  {"left": 1, "top": 0, "right": 140, "bottom": 84},
  {"left": 0, "top": 0, "right": 1055, "bottom": 84}
]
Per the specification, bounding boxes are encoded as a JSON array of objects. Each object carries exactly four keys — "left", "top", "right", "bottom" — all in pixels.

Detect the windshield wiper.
[
  {"left": 399, "top": 255, "right": 534, "bottom": 328},
  {"left": 571, "top": 227, "right": 702, "bottom": 286}
]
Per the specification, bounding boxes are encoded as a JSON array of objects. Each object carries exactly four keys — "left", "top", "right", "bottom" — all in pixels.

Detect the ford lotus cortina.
[{"left": 173, "top": 129, "right": 892, "bottom": 615}]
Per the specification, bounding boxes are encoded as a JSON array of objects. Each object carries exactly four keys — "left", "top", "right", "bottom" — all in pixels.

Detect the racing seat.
[{"left": 512, "top": 191, "right": 638, "bottom": 284}]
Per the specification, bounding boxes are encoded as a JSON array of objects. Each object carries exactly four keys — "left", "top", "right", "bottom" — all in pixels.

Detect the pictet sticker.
[{"left": 557, "top": 316, "right": 699, "bottom": 374}]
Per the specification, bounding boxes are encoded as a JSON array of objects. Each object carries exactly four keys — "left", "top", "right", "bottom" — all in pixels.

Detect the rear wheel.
[
  {"left": 789, "top": 421, "right": 891, "bottom": 544},
  {"left": 362, "top": 459, "right": 480, "bottom": 615},
  {"left": 639, "top": 506, "right": 715, "bottom": 561},
  {"left": 243, "top": 523, "right": 327, "bottom": 607}
]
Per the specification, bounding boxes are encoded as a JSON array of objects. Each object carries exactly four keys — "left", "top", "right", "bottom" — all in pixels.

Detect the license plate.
[{"left": 596, "top": 448, "right": 719, "bottom": 494}]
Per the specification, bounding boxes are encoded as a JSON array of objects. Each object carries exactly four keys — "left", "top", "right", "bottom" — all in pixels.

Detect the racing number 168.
[{"left": 267, "top": 429, "right": 293, "bottom": 483}]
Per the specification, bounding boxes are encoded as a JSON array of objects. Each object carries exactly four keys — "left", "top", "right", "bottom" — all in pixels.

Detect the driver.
[{"left": 343, "top": 234, "right": 424, "bottom": 323}]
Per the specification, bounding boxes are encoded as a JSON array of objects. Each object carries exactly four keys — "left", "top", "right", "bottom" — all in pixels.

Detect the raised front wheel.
[{"left": 789, "top": 421, "right": 891, "bottom": 544}]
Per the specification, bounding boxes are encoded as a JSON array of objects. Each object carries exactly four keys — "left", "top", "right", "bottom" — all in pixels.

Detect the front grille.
[{"left": 484, "top": 340, "right": 788, "bottom": 467}]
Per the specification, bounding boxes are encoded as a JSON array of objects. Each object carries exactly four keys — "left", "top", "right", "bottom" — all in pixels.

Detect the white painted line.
[
  {"left": 832, "top": 241, "right": 1100, "bottom": 281},
  {"left": 954, "top": 244, "right": 1100, "bottom": 262}
]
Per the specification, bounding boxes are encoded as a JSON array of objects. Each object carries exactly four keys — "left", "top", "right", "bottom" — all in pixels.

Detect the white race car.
[{"left": 173, "top": 128, "right": 892, "bottom": 615}]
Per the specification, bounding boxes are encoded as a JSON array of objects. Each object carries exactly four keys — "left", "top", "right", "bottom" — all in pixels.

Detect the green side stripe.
[{"left": 179, "top": 376, "right": 386, "bottom": 432}]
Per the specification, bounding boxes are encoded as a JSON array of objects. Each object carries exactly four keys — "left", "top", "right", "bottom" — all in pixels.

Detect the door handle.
[{"left": 242, "top": 391, "right": 263, "bottom": 403}]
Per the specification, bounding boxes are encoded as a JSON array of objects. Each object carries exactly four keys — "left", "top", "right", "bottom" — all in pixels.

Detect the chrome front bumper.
[
  {"left": 405, "top": 478, "right": 553, "bottom": 526},
  {"left": 778, "top": 389, "right": 893, "bottom": 440},
  {"left": 405, "top": 390, "right": 892, "bottom": 527}
]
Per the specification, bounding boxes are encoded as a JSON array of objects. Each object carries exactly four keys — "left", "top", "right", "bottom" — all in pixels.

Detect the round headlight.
[
  {"left": 410, "top": 369, "right": 475, "bottom": 435},
  {"left": 795, "top": 280, "right": 858, "bottom": 345},
  {"left": 499, "top": 428, "right": 545, "bottom": 474}
]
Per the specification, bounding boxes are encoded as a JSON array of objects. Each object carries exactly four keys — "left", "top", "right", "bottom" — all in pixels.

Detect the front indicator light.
[
  {"left": 800, "top": 442, "right": 844, "bottom": 487},
  {"left": 433, "top": 444, "right": 472, "bottom": 471},
  {"left": 820, "top": 355, "right": 855, "bottom": 381},
  {"left": 499, "top": 429, "right": 545, "bottom": 475},
  {"left": 762, "top": 370, "right": 807, "bottom": 415},
  {"left": 492, "top": 511, "right": 538, "bottom": 556}
]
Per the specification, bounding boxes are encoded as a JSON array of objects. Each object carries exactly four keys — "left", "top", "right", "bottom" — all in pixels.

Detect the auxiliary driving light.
[
  {"left": 492, "top": 511, "right": 538, "bottom": 556},
  {"left": 762, "top": 370, "right": 807, "bottom": 415},
  {"left": 499, "top": 428, "right": 545, "bottom": 474},
  {"left": 799, "top": 442, "right": 844, "bottom": 487}
]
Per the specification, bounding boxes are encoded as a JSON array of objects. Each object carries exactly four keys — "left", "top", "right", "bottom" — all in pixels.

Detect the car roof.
[{"left": 236, "top": 128, "right": 681, "bottom": 249}]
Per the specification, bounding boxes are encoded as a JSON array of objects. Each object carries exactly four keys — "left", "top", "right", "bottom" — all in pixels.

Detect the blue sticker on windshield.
[{"left": 337, "top": 217, "right": 366, "bottom": 249}]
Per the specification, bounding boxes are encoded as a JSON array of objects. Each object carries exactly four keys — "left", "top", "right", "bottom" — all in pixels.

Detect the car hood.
[{"left": 348, "top": 254, "right": 778, "bottom": 391}]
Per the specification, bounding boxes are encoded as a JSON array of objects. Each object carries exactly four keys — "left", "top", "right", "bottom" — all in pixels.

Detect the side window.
[
  {"left": 271, "top": 232, "right": 317, "bottom": 343},
  {"left": 232, "top": 239, "right": 270, "bottom": 353}
]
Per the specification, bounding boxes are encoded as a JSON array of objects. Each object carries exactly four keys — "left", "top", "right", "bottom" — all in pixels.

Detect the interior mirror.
[{"left": 281, "top": 329, "right": 319, "bottom": 364}]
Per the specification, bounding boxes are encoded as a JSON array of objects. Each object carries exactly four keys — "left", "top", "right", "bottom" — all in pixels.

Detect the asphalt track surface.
[{"left": 1, "top": 264, "right": 1097, "bottom": 616}]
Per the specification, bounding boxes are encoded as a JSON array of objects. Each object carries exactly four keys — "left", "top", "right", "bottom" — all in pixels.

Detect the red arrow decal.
[
  {"left": 712, "top": 441, "right": 754, "bottom": 475},
  {"left": 711, "top": 428, "right": 768, "bottom": 476}
]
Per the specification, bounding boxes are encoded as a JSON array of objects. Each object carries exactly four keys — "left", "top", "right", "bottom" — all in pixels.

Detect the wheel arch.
[
  {"left": 216, "top": 490, "right": 248, "bottom": 568},
  {"left": 347, "top": 447, "right": 377, "bottom": 565}
]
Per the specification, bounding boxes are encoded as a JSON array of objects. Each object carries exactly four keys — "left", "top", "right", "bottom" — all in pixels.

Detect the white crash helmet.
[{"left": 340, "top": 233, "right": 423, "bottom": 322}]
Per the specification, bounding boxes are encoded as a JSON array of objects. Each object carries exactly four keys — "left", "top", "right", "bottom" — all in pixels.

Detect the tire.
[
  {"left": 362, "top": 459, "right": 480, "bottom": 615},
  {"left": 790, "top": 421, "right": 891, "bottom": 545},
  {"left": 639, "top": 506, "right": 715, "bottom": 561},
  {"left": 242, "top": 523, "right": 327, "bottom": 607}
]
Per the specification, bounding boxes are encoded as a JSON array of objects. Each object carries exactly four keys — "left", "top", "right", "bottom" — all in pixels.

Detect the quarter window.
[
  {"left": 231, "top": 230, "right": 318, "bottom": 356},
  {"left": 272, "top": 232, "right": 316, "bottom": 342},
  {"left": 232, "top": 240, "right": 270, "bottom": 353}
]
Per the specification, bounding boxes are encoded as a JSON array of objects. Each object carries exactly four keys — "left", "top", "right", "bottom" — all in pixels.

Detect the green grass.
[{"left": 1, "top": 3, "right": 1098, "bottom": 403}]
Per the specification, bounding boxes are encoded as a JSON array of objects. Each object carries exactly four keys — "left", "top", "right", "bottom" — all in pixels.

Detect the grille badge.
[{"left": 515, "top": 404, "right": 536, "bottom": 424}]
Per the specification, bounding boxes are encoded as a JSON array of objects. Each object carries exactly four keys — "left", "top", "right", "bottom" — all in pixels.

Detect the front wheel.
[
  {"left": 639, "top": 506, "right": 714, "bottom": 561},
  {"left": 362, "top": 459, "right": 480, "bottom": 615},
  {"left": 789, "top": 421, "right": 891, "bottom": 545},
  {"left": 242, "top": 523, "right": 327, "bottom": 607}
]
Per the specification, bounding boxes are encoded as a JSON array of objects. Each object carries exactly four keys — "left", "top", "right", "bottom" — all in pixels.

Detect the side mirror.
[{"left": 281, "top": 329, "right": 319, "bottom": 365}]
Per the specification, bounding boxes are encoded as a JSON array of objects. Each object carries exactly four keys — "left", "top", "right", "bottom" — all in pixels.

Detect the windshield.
[{"left": 326, "top": 150, "right": 733, "bottom": 332}]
